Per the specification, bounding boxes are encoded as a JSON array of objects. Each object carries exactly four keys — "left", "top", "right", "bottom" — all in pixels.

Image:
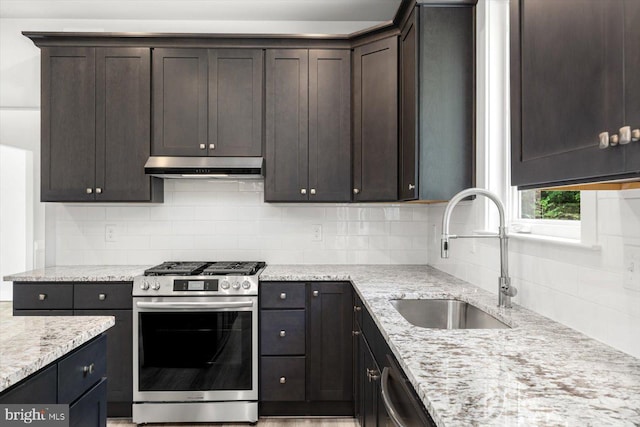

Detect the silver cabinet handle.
[
  {"left": 199, "top": 144, "right": 206, "bottom": 149},
  {"left": 86, "top": 188, "right": 93, "bottom": 194},
  {"left": 599, "top": 132, "right": 610, "bottom": 149},
  {"left": 83, "top": 363, "right": 95, "bottom": 376},
  {"left": 98, "top": 293, "right": 106, "bottom": 301},
  {"left": 209, "top": 143, "right": 215, "bottom": 150},
  {"left": 310, "top": 188, "right": 316, "bottom": 195},
  {"left": 367, "top": 368, "right": 380, "bottom": 382},
  {"left": 95, "top": 188, "right": 102, "bottom": 194},
  {"left": 620, "top": 126, "right": 632, "bottom": 145},
  {"left": 408, "top": 184, "right": 415, "bottom": 190},
  {"left": 280, "top": 292, "right": 287, "bottom": 300},
  {"left": 300, "top": 189, "right": 307, "bottom": 195},
  {"left": 312, "top": 290, "right": 319, "bottom": 297},
  {"left": 632, "top": 129, "right": 640, "bottom": 142},
  {"left": 610, "top": 134, "right": 620, "bottom": 146},
  {"left": 353, "top": 188, "right": 360, "bottom": 194},
  {"left": 38, "top": 293, "right": 47, "bottom": 301},
  {"left": 280, "top": 377, "right": 286, "bottom": 384},
  {"left": 352, "top": 330, "right": 361, "bottom": 336},
  {"left": 279, "top": 330, "right": 286, "bottom": 337}
]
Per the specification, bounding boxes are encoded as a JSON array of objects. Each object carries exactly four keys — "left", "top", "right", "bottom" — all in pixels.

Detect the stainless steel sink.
[{"left": 390, "top": 299, "right": 511, "bottom": 329}]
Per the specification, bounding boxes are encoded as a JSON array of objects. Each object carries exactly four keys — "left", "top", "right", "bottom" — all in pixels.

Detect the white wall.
[{"left": 52, "top": 180, "right": 429, "bottom": 265}]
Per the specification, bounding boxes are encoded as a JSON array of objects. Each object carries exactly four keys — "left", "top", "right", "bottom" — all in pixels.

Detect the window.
[{"left": 520, "top": 190, "right": 580, "bottom": 220}]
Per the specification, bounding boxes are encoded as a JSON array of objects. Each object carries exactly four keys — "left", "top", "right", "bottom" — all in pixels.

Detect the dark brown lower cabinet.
[
  {"left": 0, "top": 335, "right": 108, "bottom": 427},
  {"left": 259, "top": 282, "right": 353, "bottom": 416},
  {"left": 12, "top": 282, "right": 133, "bottom": 417}
]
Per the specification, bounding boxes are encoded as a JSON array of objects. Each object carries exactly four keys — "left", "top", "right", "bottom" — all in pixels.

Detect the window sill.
[{"left": 508, "top": 232, "right": 601, "bottom": 251}]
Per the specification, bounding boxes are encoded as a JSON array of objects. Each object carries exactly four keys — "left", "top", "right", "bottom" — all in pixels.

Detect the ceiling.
[{"left": 0, "top": 0, "right": 403, "bottom": 23}]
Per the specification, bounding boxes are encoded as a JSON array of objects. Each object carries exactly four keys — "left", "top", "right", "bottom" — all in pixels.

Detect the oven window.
[{"left": 138, "top": 311, "right": 252, "bottom": 391}]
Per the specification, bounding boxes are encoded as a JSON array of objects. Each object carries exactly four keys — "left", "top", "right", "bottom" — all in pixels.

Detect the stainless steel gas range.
[{"left": 132, "top": 261, "right": 265, "bottom": 424}]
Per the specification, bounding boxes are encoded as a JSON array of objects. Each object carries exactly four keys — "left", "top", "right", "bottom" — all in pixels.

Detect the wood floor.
[{"left": 107, "top": 418, "right": 358, "bottom": 427}]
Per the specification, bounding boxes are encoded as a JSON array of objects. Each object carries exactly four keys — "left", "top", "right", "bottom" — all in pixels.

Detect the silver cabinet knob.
[
  {"left": 610, "top": 134, "right": 620, "bottom": 146},
  {"left": 199, "top": 144, "right": 206, "bottom": 149},
  {"left": 98, "top": 293, "right": 106, "bottom": 301},
  {"left": 38, "top": 293, "right": 47, "bottom": 301},
  {"left": 353, "top": 188, "right": 360, "bottom": 194},
  {"left": 83, "top": 363, "right": 95, "bottom": 376},
  {"left": 620, "top": 126, "right": 632, "bottom": 145},
  {"left": 599, "top": 132, "right": 610, "bottom": 149},
  {"left": 279, "top": 330, "right": 286, "bottom": 337},
  {"left": 300, "top": 189, "right": 307, "bottom": 195},
  {"left": 310, "top": 188, "right": 316, "bottom": 195},
  {"left": 86, "top": 188, "right": 93, "bottom": 194},
  {"left": 408, "top": 183, "right": 415, "bottom": 190},
  {"left": 312, "top": 290, "right": 319, "bottom": 297},
  {"left": 95, "top": 188, "right": 102, "bottom": 194},
  {"left": 209, "top": 143, "right": 215, "bottom": 150},
  {"left": 280, "top": 292, "right": 287, "bottom": 300},
  {"left": 280, "top": 377, "right": 286, "bottom": 384},
  {"left": 632, "top": 128, "right": 640, "bottom": 142},
  {"left": 353, "top": 305, "right": 362, "bottom": 312},
  {"left": 352, "top": 330, "right": 361, "bottom": 336}
]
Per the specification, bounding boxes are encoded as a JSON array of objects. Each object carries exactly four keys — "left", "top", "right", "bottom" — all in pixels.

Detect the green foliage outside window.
[{"left": 520, "top": 190, "right": 580, "bottom": 220}]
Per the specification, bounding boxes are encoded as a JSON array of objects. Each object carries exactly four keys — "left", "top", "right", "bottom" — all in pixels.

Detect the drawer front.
[
  {"left": 13, "top": 309, "right": 73, "bottom": 316},
  {"left": 260, "top": 356, "right": 305, "bottom": 401},
  {"left": 261, "top": 310, "right": 305, "bottom": 355},
  {"left": 58, "top": 334, "right": 107, "bottom": 404},
  {"left": 74, "top": 283, "right": 132, "bottom": 309},
  {"left": 260, "top": 282, "right": 306, "bottom": 309},
  {"left": 0, "top": 365, "right": 57, "bottom": 404},
  {"left": 13, "top": 283, "right": 73, "bottom": 310}
]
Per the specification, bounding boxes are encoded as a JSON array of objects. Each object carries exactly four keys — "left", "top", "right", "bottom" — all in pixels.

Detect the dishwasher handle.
[
  {"left": 380, "top": 367, "right": 406, "bottom": 427},
  {"left": 136, "top": 301, "right": 253, "bottom": 310}
]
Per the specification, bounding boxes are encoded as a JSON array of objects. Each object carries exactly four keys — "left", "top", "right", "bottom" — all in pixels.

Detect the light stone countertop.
[
  {"left": 0, "top": 302, "right": 115, "bottom": 392},
  {"left": 261, "top": 265, "right": 640, "bottom": 427},
  {"left": 5, "top": 264, "right": 640, "bottom": 425}
]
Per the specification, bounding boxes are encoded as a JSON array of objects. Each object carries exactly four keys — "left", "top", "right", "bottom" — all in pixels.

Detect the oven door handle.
[{"left": 135, "top": 301, "right": 254, "bottom": 310}]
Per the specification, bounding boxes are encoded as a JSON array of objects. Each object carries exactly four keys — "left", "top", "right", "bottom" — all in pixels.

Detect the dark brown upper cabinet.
[
  {"left": 353, "top": 36, "right": 399, "bottom": 202},
  {"left": 511, "top": 0, "right": 640, "bottom": 189},
  {"left": 265, "top": 49, "right": 351, "bottom": 202},
  {"left": 41, "top": 47, "right": 162, "bottom": 202},
  {"left": 398, "top": 5, "right": 475, "bottom": 202},
  {"left": 152, "top": 48, "right": 263, "bottom": 157}
]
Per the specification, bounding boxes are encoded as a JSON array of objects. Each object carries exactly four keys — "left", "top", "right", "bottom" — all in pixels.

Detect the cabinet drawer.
[
  {"left": 70, "top": 377, "right": 107, "bottom": 427},
  {"left": 13, "top": 283, "right": 73, "bottom": 310},
  {"left": 0, "top": 365, "right": 57, "bottom": 404},
  {"left": 74, "top": 283, "right": 132, "bottom": 309},
  {"left": 260, "top": 356, "right": 305, "bottom": 401},
  {"left": 58, "top": 334, "right": 107, "bottom": 404},
  {"left": 260, "top": 282, "right": 305, "bottom": 309},
  {"left": 261, "top": 310, "right": 305, "bottom": 355}
]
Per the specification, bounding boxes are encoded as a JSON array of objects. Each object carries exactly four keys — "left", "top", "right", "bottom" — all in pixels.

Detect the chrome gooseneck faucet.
[{"left": 441, "top": 188, "right": 517, "bottom": 308}]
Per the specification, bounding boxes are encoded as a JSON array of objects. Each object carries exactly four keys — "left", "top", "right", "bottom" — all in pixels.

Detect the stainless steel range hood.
[{"left": 144, "top": 156, "right": 264, "bottom": 179}]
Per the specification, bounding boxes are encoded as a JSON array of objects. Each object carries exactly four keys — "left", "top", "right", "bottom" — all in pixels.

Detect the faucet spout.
[{"left": 440, "top": 188, "right": 517, "bottom": 308}]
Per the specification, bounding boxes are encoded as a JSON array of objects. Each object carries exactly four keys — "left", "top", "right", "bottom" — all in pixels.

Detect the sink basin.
[{"left": 390, "top": 299, "right": 511, "bottom": 329}]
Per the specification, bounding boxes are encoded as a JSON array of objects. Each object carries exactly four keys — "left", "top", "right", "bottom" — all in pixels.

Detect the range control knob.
[
  {"left": 242, "top": 280, "right": 251, "bottom": 290},
  {"left": 232, "top": 281, "right": 241, "bottom": 290},
  {"left": 140, "top": 281, "right": 149, "bottom": 291},
  {"left": 151, "top": 282, "right": 160, "bottom": 291},
  {"left": 220, "top": 280, "right": 230, "bottom": 290}
]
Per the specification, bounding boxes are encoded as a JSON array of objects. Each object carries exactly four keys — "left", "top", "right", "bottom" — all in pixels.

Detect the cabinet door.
[
  {"left": 308, "top": 282, "right": 353, "bottom": 401},
  {"left": 75, "top": 310, "right": 132, "bottom": 417},
  {"left": 96, "top": 48, "right": 159, "bottom": 202},
  {"left": 152, "top": 48, "right": 208, "bottom": 156},
  {"left": 511, "top": 0, "right": 625, "bottom": 188},
  {"left": 308, "top": 50, "right": 351, "bottom": 202},
  {"left": 265, "top": 49, "right": 309, "bottom": 202},
  {"left": 209, "top": 49, "right": 263, "bottom": 157},
  {"left": 41, "top": 47, "right": 96, "bottom": 202},
  {"left": 353, "top": 37, "right": 398, "bottom": 201},
  {"left": 399, "top": 8, "right": 419, "bottom": 201},
  {"left": 358, "top": 334, "right": 379, "bottom": 427},
  {"left": 69, "top": 378, "right": 107, "bottom": 427},
  {"left": 624, "top": 0, "right": 640, "bottom": 172}
]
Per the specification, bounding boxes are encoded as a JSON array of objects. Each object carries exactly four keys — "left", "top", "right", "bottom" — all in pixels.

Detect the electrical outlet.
[
  {"left": 105, "top": 224, "right": 117, "bottom": 242},
  {"left": 623, "top": 245, "right": 640, "bottom": 291},
  {"left": 312, "top": 224, "right": 322, "bottom": 242}
]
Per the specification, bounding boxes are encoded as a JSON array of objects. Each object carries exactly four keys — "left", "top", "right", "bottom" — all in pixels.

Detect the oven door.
[{"left": 133, "top": 296, "right": 258, "bottom": 402}]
